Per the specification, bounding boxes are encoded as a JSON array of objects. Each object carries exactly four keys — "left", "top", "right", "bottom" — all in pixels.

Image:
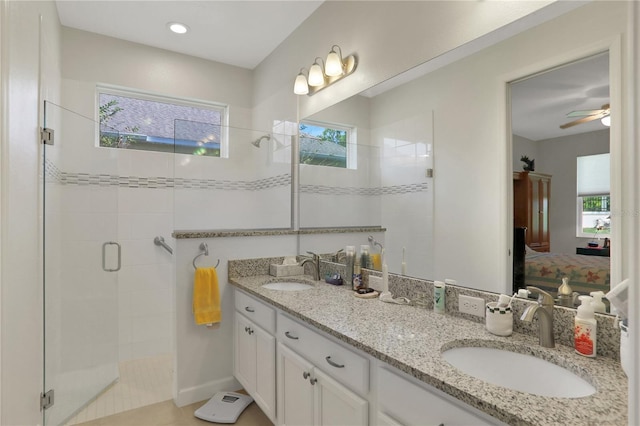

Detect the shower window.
[
  {"left": 97, "top": 86, "right": 228, "bottom": 157},
  {"left": 299, "top": 120, "right": 356, "bottom": 169}
]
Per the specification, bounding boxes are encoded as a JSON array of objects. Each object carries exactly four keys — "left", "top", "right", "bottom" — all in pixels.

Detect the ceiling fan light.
[
  {"left": 293, "top": 72, "right": 309, "bottom": 95},
  {"left": 325, "top": 46, "right": 344, "bottom": 77},
  {"left": 308, "top": 62, "right": 325, "bottom": 87},
  {"left": 601, "top": 115, "right": 611, "bottom": 127}
]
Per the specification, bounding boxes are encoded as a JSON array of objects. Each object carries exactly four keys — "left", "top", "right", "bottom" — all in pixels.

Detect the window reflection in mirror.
[{"left": 510, "top": 52, "right": 612, "bottom": 312}]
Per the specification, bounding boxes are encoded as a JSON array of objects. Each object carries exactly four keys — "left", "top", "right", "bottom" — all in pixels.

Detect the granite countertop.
[{"left": 229, "top": 274, "right": 628, "bottom": 426}]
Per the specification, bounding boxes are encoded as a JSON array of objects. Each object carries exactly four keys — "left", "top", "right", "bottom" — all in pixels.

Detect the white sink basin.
[
  {"left": 261, "top": 282, "right": 313, "bottom": 291},
  {"left": 441, "top": 346, "right": 596, "bottom": 398}
]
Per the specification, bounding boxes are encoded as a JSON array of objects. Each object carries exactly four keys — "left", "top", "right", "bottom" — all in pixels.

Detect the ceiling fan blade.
[
  {"left": 559, "top": 113, "right": 605, "bottom": 129},
  {"left": 566, "top": 109, "right": 606, "bottom": 117},
  {"left": 566, "top": 103, "right": 610, "bottom": 117}
]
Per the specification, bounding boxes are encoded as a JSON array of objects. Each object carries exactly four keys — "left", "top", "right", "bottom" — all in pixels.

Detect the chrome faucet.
[
  {"left": 300, "top": 251, "right": 321, "bottom": 281},
  {"left": 520, "top": 286, "right": 555, "bottom": 348}
]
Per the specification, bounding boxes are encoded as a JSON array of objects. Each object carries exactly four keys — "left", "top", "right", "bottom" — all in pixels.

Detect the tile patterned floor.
[
  {"left": 67, "top": 354, "right": 173, "bottom": 425},
  {"left": 75, "top": 396, "right": 273, "bottom": 426}
]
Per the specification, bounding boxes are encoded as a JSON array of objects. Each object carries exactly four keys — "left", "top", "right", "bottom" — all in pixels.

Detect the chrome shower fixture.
[
  {"left": 252, "top": 134, "right": 271, "bottom": 147},
  {"left": 368, "top": 235, "right": 384, "bottom": 252}
]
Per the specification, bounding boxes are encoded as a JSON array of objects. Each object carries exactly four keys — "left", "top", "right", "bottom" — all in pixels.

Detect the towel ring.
[{"left": 193, "top": 242, "right": 220, "bottom": 269}]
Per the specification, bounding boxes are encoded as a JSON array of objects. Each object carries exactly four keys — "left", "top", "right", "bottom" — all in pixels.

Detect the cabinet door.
[
  {"left": 254, "top": 325, "right": 276, "bottom": 421},
  {"left": 529, "top": 174, "right": 550, "bottom": 251},
  {"left": 314, "top": 368, "right": 368, "bottom": 426},
  {"left": 278, "top": 343, "right": 314, "bottom": 426},
  {"left": 234, "top": 313, "right": 256, "bottom": 392}
]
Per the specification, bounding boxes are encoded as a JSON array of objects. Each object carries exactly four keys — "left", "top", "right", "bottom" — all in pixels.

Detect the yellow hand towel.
[{"left": 193, "top": 267, "right": 221, "bottom": 325}]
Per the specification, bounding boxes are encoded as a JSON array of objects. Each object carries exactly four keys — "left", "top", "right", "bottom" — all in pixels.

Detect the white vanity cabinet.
[
  {"left": 277, "top": 342, "right": 368, "bottom": 426},
  {"left": 233, "top": 291, "right": 276, "bottom": 423},
  {"left": 277, "top": 313, "right": 369, "bottom": 426},
  {"left": 377, "top": 365, "right": 500, "bottom": 426}
]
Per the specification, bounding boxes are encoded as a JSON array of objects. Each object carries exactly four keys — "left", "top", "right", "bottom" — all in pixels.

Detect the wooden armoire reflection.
[{"left": 513, "top": 171, "right": 551, "bottom": 252}]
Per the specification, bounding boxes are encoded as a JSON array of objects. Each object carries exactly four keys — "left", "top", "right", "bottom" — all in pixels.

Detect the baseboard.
[{"left": 175, "top": 376, "right": 242, "bottom": 407}]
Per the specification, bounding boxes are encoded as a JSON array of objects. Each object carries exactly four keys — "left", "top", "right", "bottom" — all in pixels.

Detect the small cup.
[{"left": 485, "top": 302, "right": 513, "bottom": 336}]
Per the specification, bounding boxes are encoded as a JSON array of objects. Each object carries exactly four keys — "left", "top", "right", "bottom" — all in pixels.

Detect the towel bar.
[{"left": 193, "top": 242, "right": 220, "bottom": 269}]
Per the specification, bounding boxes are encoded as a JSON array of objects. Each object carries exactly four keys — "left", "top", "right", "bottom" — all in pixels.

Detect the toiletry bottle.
[
  {"left": 360, "top": 245, "right": 371, "bottom": 269},
  {"left": 434, "top": 281, "right": 445, "bottom": 313},
  {"left": 557, "top": 277, "right": 573, "bottom": 307},
  {"left": 353, "top": 258, "right": 362, "bottom": 290},
  {"left": 574, "top": 295, "right": 597, "bottom": 357},
  {"left": 345, "top": 246, "right": 356, "bottom": 290},
  {"left": 590, "top": 291, "right": 606, "bottom": 313}
]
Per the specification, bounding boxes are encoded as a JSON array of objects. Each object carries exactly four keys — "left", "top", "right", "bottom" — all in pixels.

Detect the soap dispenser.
[
  {"left": 557, "top": 277, "right": 573, "bottom": 307},
  {"left": 574, "top": 295, "right": 597, "bottom": 358},
  {"left": 590, "top": 291, "right": 607, "bottom": 313}
]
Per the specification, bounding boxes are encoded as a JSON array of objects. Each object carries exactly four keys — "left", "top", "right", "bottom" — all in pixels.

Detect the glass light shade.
[
  {"left": 601, "top": 115, "right": 611, "bottom": 127},
  {"left": 308, "top": 63, "right": 325, "bottom": 87},
  {"left": 325, "top": 50, "right": 344, "bottom": 76},
  {"left": 294, "top": 73, "right": 309, "bottom": 95}
]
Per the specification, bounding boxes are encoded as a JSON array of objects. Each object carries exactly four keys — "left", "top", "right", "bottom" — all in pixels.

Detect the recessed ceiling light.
[{"left": 168, "top": 22, "right": 189, "bottom": 34}]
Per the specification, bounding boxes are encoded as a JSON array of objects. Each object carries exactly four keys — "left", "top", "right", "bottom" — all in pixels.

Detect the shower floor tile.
[{"left": 66, "top": 354, "right": 173, "bottom": 425}]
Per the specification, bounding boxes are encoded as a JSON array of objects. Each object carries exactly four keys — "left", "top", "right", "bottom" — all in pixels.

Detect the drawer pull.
[
  {"left": 245, "top": 306, "right": 255, "bottom": 313},
  {"left": 285, "top": 331, "right": 299, "bottom": 340},
  {"left": 325, "top": 356, "right": 345, "bottom": 368},
  {"left": 244, "top": 326, "right": 249, "bottom": 332},
  {"left": 303, "top": 371, "right": 310, "bottom": 380},
  {"left": 309, "top": 377, "right": 317, "bottom": 385}
]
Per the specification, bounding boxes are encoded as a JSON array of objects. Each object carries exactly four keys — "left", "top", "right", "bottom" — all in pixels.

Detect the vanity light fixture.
[
  {"left": 325, "top": 45, "right": 345, "bottom": 76},
  {"left": 308, "top": 58, "right": 326, "bottom": 87},
  {"left": 293, "top": 69, "right": 310, "bottom": 95},
  {"left": 168, "top": 22, "right": 189, "bottom": 34},
  {"left": 293, "top": 44, "right": 358, "bottom": 96}
]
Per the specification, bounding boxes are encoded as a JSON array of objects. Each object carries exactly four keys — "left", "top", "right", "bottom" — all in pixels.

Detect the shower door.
[{"left": 43, "top": 101, "right": 120, "bottom": 425}]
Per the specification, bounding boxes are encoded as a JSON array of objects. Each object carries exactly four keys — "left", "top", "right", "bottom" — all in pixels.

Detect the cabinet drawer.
[
  {"left": 278, "top": 313, "right": 369, "bottom": 395},
  {"left": 378, "top": 366, "right": 497, "bottom": 426},
  {"left": 235, "top": 290, "right": 275, "bottom": 334}
]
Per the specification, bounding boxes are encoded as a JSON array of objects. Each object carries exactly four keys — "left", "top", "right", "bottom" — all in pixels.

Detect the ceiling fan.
[{"left": 559, "top": 103, "right": 610, "bottom": 129}]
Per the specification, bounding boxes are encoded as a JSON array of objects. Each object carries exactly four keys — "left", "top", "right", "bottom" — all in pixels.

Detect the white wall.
[
  {"left": 1, "top": 1, "right": 61, "bottom": 424},
  {"left": 174, "top": 235, "right": 298, "bottom": 406},
  {"left": 254, "top": 1, "right": 564, "bottom": 121},
  {"left": 535, "top": 129, "right": 609, "bottom": 254}
]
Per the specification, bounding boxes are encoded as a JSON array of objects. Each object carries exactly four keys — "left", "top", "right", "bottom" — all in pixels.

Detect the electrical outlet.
[{"left": 459, "top": 294, "right": 485, "bottom": 317}]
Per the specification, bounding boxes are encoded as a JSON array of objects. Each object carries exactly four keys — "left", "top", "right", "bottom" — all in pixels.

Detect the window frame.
[
  {"left": 575, "top": 152, "right": 611, "bottom": 238},
  {"left": 96, "top": 84, "right": 230, "bottom": 158},
  {"left": 299, "top": 119, "right": 357, "bottom": 169}
]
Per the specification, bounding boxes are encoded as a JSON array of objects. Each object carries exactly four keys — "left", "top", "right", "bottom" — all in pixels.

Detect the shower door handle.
[{"left": 102, "top": 242, "right": 122, "bottom": 272}]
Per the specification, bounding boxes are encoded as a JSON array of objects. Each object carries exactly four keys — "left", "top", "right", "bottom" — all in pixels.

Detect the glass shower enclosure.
[{"left": 43, "top": 101, "right": 121, "bottom": 425}]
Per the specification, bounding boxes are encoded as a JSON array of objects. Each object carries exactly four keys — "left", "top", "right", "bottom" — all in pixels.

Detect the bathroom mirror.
[
  {"left": 510, "top": 52, "right": 613, "bottom": 311},
  {"left": 298, "top": 76, "right": 435, "bottom": 281},
  {"left": 297, "top": 4, "right": 622, "bottom": 314}
]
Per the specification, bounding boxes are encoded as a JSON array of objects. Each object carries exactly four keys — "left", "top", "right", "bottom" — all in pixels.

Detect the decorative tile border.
[
  {"left": 47, "top": 159, "right": 427, "bottom": 196},
  {"left": 300, "top": 182, "right": 428, "bottom": 196},
  {"left": 45, "top": 159, "right": 290, "bottom": 191}
]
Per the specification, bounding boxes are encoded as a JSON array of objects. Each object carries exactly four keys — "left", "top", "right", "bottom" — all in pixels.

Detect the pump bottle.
[{"left": 574, "top": 295, "right": 597, "bottom": 357}]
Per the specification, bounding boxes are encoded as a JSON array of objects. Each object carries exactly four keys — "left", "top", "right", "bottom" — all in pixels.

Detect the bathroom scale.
[{"left": 194, "top": 391, "right": 254, "bottom": 423}]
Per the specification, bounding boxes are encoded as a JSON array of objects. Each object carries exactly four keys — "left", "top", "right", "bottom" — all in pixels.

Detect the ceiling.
[
  {"left": 56, "top": 1, "right": 608, "bottom": 142},
  {"left": 510, "top": 52, "right": 610, "bottom": 141},
  {"left": 55, "top": 0, "right": 323, "bottom": 69}
]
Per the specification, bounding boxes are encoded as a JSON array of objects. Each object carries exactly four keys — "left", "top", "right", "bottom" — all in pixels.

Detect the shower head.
[
  {"left": 368, "top": 235, "right": 384, "bottom": 251},
  {"left": 252, "top": 134, "right": 271, "bottom": 147}
]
